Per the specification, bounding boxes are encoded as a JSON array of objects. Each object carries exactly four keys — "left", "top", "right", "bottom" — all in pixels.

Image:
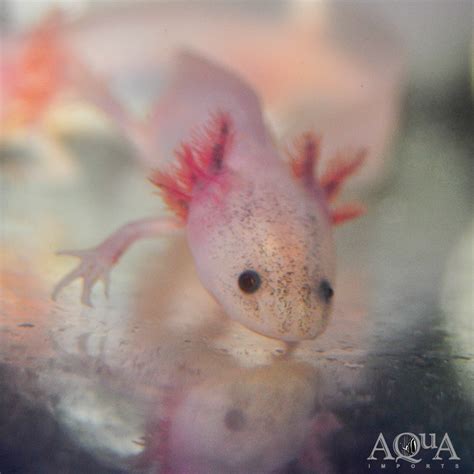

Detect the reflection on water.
[{"left": 1, "top": 2, "right": 473, "bottom": 473}]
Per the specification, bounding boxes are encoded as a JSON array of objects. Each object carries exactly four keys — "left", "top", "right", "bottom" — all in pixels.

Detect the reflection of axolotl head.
[{"left": 144, "top": 362, "right": 331, "bottom": 474}]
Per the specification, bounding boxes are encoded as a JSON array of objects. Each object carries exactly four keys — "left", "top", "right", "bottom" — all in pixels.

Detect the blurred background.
[{"left": 0, "top": 1, "right": 473, "bottom": 473}]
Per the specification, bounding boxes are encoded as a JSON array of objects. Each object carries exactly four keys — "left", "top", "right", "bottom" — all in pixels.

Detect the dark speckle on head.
[
  {"left": 224, "top": 408, "right": 246, "bottom": 431},
  {"left": 318, "top": 279, "right": 334, "bottom": 303},
  {"left": 238, "top": 270, "right": 261, "bottom": 293}
]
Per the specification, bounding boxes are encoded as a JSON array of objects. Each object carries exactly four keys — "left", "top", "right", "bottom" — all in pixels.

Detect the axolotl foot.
[
  {"left": 52, "top": 217, "right": 183, "bottom": 306},
  {"left": 52, "top": 246, "right": 114, "bottom": 306}
]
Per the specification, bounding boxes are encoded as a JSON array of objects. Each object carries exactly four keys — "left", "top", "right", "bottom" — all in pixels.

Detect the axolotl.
[
  {"left": 53, "top": 52, "right": 366, "bottom": 342},
  {"left": 1, "top": 11, "right": 67, "bottom": 135}
]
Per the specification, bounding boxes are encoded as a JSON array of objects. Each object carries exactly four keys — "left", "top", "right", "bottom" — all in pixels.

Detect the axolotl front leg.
[{"left": 52, "top": 217, "right": 183, "bottom": 305}]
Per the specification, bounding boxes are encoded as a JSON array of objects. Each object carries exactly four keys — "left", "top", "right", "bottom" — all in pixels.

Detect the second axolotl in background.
[{"left": 53, "top": 51, "right": 366, "bottom": 342}]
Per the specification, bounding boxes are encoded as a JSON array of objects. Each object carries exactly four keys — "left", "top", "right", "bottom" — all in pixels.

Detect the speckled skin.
[{"left": 188, "top": 145, "right": 335, "bottom": 341}]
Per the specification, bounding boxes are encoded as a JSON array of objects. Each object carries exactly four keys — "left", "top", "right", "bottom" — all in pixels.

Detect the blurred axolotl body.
[
  {"left": 53, "top": 52, "right": 366, "bottom": 342},
  {"left": 0, "top": 11, "right": 67, "bottom": 135}
]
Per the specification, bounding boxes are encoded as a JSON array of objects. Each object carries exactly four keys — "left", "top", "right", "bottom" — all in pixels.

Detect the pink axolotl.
[
  {"left": 0, "top": 11, "right": 67, "bottom": 134},
  {"left": 53, "top": 51, "right": 366, "bottom": 342},
  {"left": 1, "top": 10, "right": 132, "bottom": 142}
]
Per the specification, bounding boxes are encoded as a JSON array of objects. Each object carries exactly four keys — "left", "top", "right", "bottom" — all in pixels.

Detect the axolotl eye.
[
  {"left": 318, "top": 279, "right": 334, "bottom": 303},
  {"left": 238, "top": 270, "right": 261, "bottom": 293}
]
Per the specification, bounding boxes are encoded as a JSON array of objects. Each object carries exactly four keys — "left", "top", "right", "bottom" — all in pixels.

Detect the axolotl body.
[{"left": 53, "top": 52, "right": 365, "bottom": 342}]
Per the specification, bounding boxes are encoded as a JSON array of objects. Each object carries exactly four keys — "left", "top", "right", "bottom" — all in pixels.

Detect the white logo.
[{"left": 367, "top": 432, "right": 460, "bottom": 467}]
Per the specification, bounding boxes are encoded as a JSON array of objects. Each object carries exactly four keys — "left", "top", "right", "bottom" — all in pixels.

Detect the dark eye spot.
[
  {"left": 224, "top": 408, "right": 246, "bottom": 431},
  {"left": 238, "top": 270, "right": 261, "bottom": 293},
  {"left": 318, "top": 279, "right": 334, "bottom": 303}
]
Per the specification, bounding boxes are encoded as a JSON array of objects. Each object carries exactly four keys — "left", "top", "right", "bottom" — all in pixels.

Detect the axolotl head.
[
  {"left": 186, "top": 164, "right": 336, "bottom": 342},
  {"left": 152, "top": 109, "right": 363, "bottom": 342}
]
